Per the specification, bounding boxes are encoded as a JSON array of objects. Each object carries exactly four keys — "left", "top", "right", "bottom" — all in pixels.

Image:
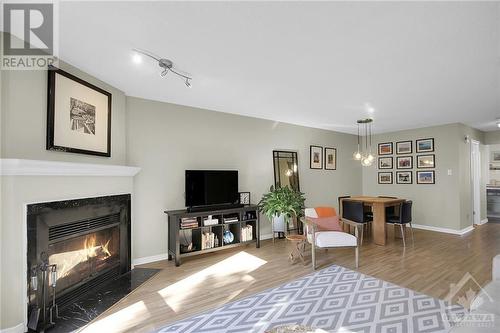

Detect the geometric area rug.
[{"left": 156, "top": 265, "right": 465, "bottom": 333}]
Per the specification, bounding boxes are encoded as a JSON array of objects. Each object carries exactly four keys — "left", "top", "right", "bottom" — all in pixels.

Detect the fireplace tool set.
[{"left": 28, "top": 252, "right": 59, "bottom": 332}]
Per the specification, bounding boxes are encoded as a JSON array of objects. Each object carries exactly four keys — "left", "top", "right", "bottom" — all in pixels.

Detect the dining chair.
[
  {"left": 303, "top": 207, "right": 359, "bottom": 270},
  {"left": 378, "top": 196, "right": 398, "bottom": 218},
  {"left": 341, "top": 200, "right": 372, "bottom": 245},
  {"left": 337, "top": 196, "right": 352, "bottom": 233},
  {"left": 386, "top": 200, "right": 414, "bottom": 247}
]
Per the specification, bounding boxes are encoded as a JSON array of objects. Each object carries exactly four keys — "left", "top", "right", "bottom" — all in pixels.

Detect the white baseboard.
[
  {"left": 132, "top": 253, "right": 169, "bottom": 267},
  {"left": 260, "top": 233, "right": 273, "bottom": 240},
  {"left": 478, "top": 218, "right": 488, "bottom": 225},
  {"left": 0, "top": 323, "right": 25, "bottom": 333},
  {"left": 411, "top": 224, "right": 474, "bottom": 235},
  {"left": 132, "top": 234, "right": 274, "bottom": 267}
]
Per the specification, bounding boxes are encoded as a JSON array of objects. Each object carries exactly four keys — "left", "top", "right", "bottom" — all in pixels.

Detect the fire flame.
[{"left": 49, "top": 234, "right": 114, "bottom": 279}]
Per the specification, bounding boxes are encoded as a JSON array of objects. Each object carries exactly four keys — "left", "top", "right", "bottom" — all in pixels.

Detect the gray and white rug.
[{"left": 157, "top": 265, "right": 465, "bottom": 333}]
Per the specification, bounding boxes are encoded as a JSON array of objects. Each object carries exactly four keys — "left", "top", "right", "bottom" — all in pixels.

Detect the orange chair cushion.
[
  {"left": 308, "top": 216, "right": 343, "bottom": 231},
  {"left": 315, "top": 206, "right": 337, "bottom": 217}
]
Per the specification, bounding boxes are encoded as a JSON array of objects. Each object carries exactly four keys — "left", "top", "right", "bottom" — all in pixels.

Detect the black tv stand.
[
  {"left": 165, "top": 205, "right": 260, "bottom": 266},
  {"left": 187, "top": 203, "right": 243, "bottom": 213}
]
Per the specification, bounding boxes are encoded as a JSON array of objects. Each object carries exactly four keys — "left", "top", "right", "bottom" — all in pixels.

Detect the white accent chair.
[{"left": 303, "top": 208, "right": 359, "bottom": 270}]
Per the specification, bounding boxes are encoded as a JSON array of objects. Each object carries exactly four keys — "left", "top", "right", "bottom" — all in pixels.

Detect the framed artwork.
[
  {"left": 416, "top": 138, "right": 434, "bottom": 153},
  {"left": 310, "top": 145, "right": 323, "bottom": 169},
  {"left": 396, "top": 156, "right": 413, "bottom": 169},
  {"left": 324, "top": 147, "right": 337, "bottom": 170},
  {"left": 378, "top": 157, "right": 393, "bottom": 169},
  {"left": 396, "top": 171, "right": 412, "bottom": 184},
  {"left": 378, "top": 142, "right": 393, "bottom": 155},
  {"left": 417, "top": 154, "right": 435, "bottom": 168},
  {"left": 378, "top": 172, "right": 393, "bottom": 184},
  {"left": 396, "top": 141, "right": 412, "bottom": 154},
  {"left": 239, "top": 192, "right": 251, "bottom": 205},
  {"left": 47, "top": 66, "right": 112, "bottom": 157},
  {"left": 491, "top": 151, "right": 500, "bottom": 162},
  {"left": 417, "top": 170, "right": 435, "bottom": 184}
]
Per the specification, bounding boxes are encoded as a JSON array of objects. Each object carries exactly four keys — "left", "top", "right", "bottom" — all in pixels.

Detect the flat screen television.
[{"left": 185, "top": 170, "right": 239, "bottom": 209}]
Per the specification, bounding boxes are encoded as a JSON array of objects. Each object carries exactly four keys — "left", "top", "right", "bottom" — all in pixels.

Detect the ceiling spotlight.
[
  {"left": 132, "top": 48, "right": 192, "bottom": 88},
  {"left": 132, "top": 53, "right": 142, "bottom": 64}
]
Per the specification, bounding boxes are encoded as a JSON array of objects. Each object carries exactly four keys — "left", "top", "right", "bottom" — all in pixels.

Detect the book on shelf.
[
  {"left": 223, "top": 217, "right": 239, "bottom": 223},
  {"left": 241, "top": 225, "right": 253, "bottom": 242},
  {"left": 203, "top": 218, "right": 219, "bottom": 226},
  {"left": 180, "top": 217, "right": 199, "bottom": 229},
  {"left": 201, "top": 232, "right": 218, "bottom": 250}
]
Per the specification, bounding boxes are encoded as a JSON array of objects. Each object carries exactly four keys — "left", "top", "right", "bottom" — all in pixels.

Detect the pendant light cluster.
[{"left": 353, "top": 118, "right": 374, "bottom": 167}]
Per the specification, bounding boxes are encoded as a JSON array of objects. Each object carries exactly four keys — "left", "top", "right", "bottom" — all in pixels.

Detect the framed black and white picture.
[
  {"left": 378, "top": 142, "right": 393, "bottom": 155},
  {"left": 416, "top": 138, "right": 434, "bottom": 153},
  {"left": 378, "top": 157, "right": 393, "bottom": 169},
  {"left": 324, "top": 147, "right": 337, "bottom": 170},
  {"left": 47, "top": 66, "right": 112, "bottom": 157},
  {"left": 310, "top": 145, "right": 323, "bottom": 169},
  {"left": 396, "top": 171, "right": 412, "bottom": 184},
  {"left": 417, "top": 154, "right": 435, "bottom": 168},
  {"left": 396, "top": 156, "right": 413, "bottom": 169},
  {"left": 396, "top": 141, "right": 412, "bottom": 154},
  {"left": 417, "top": 170, "right": 435, "bottom": 184},
  {"left": 378, "top": 172, "right": 393, "bottom": 184},
  {"left": 239, "top": 192, "right": 251, "bottom": 205}
]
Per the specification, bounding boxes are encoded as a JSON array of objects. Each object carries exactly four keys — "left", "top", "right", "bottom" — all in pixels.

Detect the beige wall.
[
  {"left": 126, "top": 97, "right": 362, "bottom": 259},
  {"left": 1, "top": 61, "right": 127, "bottom": 164},
  {"left": 485, "top": 130, "right": 500, "bottom": 145}
]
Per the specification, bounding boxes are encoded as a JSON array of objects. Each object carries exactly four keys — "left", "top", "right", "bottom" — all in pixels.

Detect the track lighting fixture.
[{"left": 132, "top": 48, "right": 193, "bottom": 88}]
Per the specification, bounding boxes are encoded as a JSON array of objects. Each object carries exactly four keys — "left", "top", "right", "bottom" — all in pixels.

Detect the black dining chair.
[
  {"left": 386, "top": 200, "right": 414, "bottom": 247},
  {"left": 341, "top": 200, "right": 372, "bottom": 245},
  {"left": 378, "top": 196, "right": 398, "bottom": 218}
]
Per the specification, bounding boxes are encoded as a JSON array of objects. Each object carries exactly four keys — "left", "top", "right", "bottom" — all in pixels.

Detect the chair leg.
[
  {"left": 360, "top": 225, "right": 364, "bottom": 246},
  {"left": 312, "top": 244, "right": 316, "bottom": 270},
  {"left": 355, "top": 246, "right": 359, "bottom": 268},
  {"left": 400, "top": 224, "right": 406, "bottom": 247},
  {"left": 409, "top": 222, "right": 415, "bottom": 244}
]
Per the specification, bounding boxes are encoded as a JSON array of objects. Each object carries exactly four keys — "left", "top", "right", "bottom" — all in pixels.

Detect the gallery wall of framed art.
[{"left": 376, "top": 138, "right": 436, "bottom": 185}]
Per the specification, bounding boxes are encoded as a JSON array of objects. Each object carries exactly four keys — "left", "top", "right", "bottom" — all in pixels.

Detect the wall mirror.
[{"left": 273, "top": 150, "right": 300, "bottom": 192}]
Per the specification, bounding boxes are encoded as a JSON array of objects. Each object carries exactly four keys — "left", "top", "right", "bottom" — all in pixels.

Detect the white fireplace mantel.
[{"left": 0, "top": 159, "right": 141, "bottom": 176}]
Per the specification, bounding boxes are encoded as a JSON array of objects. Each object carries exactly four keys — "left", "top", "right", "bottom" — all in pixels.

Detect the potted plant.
[{"left": 258, "top": 185, "right": 306, "bottom": 236}]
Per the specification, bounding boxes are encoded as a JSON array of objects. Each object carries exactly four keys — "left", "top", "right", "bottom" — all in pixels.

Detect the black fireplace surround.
[{"left": 27, "top": 194, "right": 131, "bottom": 331}]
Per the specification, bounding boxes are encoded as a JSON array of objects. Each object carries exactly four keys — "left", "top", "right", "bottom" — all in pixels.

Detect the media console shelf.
[{"left": 165, "top": 205, "right": 260, "bottom": 266}]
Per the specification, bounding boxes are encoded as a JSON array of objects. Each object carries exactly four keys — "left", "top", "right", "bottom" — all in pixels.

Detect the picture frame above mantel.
[{"left": 47, "top": 66, "right": 112, "bottom": 157}]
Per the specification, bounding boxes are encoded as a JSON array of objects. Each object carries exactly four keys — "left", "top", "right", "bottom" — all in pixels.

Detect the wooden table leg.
[{"left": 372, "top": 202, "right": 387, "bottom": 245}]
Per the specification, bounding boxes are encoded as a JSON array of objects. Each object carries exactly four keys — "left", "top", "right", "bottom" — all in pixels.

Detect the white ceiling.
[{"left": 59, "top": 1, "right": 500, "bottom": 134}]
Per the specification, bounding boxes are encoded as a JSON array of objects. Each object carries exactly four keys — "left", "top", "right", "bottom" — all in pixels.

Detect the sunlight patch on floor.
[
  {"left": 81, "top": 301, "right": 150, "bottom": 333},
  {"left": 158, "top": 251, "right": 267, "bottom": 312}
]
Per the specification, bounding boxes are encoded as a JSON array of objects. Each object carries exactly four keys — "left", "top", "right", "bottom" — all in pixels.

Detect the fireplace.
[{"left": 27, "top": 194, "right": 131, "bottom": 331}]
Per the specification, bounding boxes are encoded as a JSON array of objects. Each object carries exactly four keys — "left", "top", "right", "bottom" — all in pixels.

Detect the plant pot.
[{"left": 272, "top": 214, "right": 286, "bottom": 233}]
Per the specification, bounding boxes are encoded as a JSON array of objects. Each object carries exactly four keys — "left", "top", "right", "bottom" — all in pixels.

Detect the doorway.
[{"left": 470, "top": 139, "right": 481, "bottom": 225}]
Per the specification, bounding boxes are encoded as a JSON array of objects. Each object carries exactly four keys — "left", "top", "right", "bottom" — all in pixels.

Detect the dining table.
[{"left": 340, "top": 196, "right": 406, "bottom": 246}]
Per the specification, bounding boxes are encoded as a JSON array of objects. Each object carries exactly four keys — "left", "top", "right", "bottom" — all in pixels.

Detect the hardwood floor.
[{"left": 81, "top": 223, "right": 500, "bottom": 333}]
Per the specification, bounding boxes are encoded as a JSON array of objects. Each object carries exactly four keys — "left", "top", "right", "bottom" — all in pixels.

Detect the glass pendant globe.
[
  {"left": 361, "top": 157, "right": 373, "bottom": 167},
  {"left": 367, "top": 154, "right": 374, "bottom": 162},
  {"left": 353, "top": 151, "right": 362, "bottom": 160}
]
